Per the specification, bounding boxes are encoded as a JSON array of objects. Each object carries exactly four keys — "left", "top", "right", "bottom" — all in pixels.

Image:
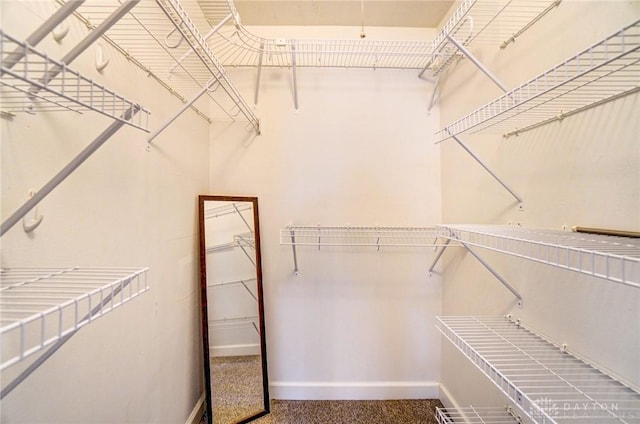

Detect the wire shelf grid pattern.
[
  {"left": 0, "top": 30, "right": 150, "bottom": 130},
  {"left": 0, "top": 267, "right": 149, "bottom": 370},
  {"left": 70, "top": 0, "right": 258, "bottom": 130},
  {"left": 437, "top": 316, "right": 640, "bottom": 423},
  {"left": 435, "top": 20, "right": 640, "bottom": 141},
  {"left": 439, "top": 225, "right": 640, "bottom": 289},
  {"left": 435, "top": 406, "right": 520, "bottom": 423},
  {"left": 199, "top": 0, "right": 559, "bottom": 72},
  {"left": 427, "top": 0, "right": 561, "bottom": 76},
  {"left": 280, "top": 225, "right": 453, "bottom": 248}
]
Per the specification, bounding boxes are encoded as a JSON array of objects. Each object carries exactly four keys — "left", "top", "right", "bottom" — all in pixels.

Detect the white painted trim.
[
  {"left": 438, "top": 383, "right": 462, "bottom": 410},
  {"left": 269, "top": 381, "right": 439, "bottom": 400},
  {"left": 185, "top": 393, "right": 205, "bottom": 424},
  {"left": 211, "top": 343, "right": 260, "bottom": 357}
]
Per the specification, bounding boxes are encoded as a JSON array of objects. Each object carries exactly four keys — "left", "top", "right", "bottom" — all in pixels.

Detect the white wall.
[
  {"left": 438, "top": 0, "right": 640, "bottom": 413},
  {"left": 206, "top": 25, "right": 443, "bottom": 400},
  {"left": 1, "top": 2, "right": 209, "bottom": 422}
]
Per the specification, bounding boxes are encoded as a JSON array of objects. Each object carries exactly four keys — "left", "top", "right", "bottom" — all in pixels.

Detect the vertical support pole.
[
  {"left": 1, "top": 0, "right": 85, "bottom": 73},
  {"left": 0, "top": 106, "right": 138, "bottom": 236},
  {"left": 255, "top": 42, "right": 264, "bottom": 104},
  {"left": 428, "top": 76, "right": 440, "bottom": 111},
  {"left": 290, "top": 228, "right": 299, "bottom": 275},
  {"left": 446, "top": 34, "right": 509, "bottom": 93},
  {"left": 428, "top": 238, "right": 451, "bottom": 277},
  {"left": 291, "top": 43, "right": 299, "bottom": 110},
  {"left": 451, "top": 133, "right": 524, "bottom": 205}
]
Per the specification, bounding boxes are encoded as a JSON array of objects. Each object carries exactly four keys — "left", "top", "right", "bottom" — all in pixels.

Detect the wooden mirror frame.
[{"left": 198, "top": 195, "right": 269, "bottom": 423}]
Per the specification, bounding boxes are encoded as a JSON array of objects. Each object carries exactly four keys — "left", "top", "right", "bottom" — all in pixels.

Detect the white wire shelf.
[
  {"left": 0, "top": 30, "right": 150, "bottom": 130},
  {"left": 435, "top": 19, "right": 640, "bottom": 142},
  {"left": 280, "top": 225, "right": 454, "bottom": 248},
  {"left": 66, "top": 0, "right": 259, "bottom": 131},
  {"left": 437, "top": 316, "right": 640, "bottom": 424},
  {"left": 0, "top": 267, "right": 149, "bottom": 370},
  {"left": 426, "top": 0, "right": 562, "bottom": 77},
  {"left": 198, "top": 0, "right": 558, "bottom": 72},
  {"left": 204, "top": 202, "right": 252, "bottom": 220},
  {"left": 435, "top": 406, "right": 520, "bottom": 423},
  {"left": 206, "top": 233, "right": 255, "bottom": 253},
  {"left": 439, "top": 225, "right": 640, "bottom": 289},
  {"left": 203, "top": 0, "right": 435, "bottom": 69}
]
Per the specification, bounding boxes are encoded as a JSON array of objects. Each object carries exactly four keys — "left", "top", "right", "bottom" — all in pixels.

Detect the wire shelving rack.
[
  {"left": 437, "top": 316, "right": 640, "bottom": 423},
  {"left": 438, "top": 225, "right": 640, "bottom": 289},
  {"left": 425, "top": 0, "right": 562, "bottom": 77},
  {"left": 66, "top": 0, "right": 259, "bottom": 131},
  {"left": 199, "top": 0, "right": 560, "bottom": 71},
  {"left": 435, "top": 406, "right": 520, "bottom": 423},
  {"left": 435, "top": 19, "right": 640, "bottom": 142},
  {"left": 0, "top": 267, "right": 149, "bottom": 370},
  {"left": 0, "top": 30, "right": 150, "bottom": 130},
  {"left": 280, "top": 225, "right": 452, "bottom": 249}
]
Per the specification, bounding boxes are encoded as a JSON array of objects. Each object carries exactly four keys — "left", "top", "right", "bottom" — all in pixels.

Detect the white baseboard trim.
[
  {"left": 270, "top": 381, "right": 439, "bottom": 400},
  {"left": 185, "top": 393, "right": 205, "bottom": 424},
  {"left": 438, "top": 383, "right": 462, "bottom": 410},
  {"left": 211, "top": 344, "right": 260, "bottom": 357}
]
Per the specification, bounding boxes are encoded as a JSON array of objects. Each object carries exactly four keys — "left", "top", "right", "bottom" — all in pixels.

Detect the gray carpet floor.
[
  {"left": 208, "top": 355, "right": 444, "bottom": 423},
  {"left": 255, "top": 399, "right": 444, "bottom": 423}
]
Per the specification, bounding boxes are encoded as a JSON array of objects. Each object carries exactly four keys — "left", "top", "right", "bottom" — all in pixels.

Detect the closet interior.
[{"left": 1, "top": 0, "right": 639, "bottom": 423}]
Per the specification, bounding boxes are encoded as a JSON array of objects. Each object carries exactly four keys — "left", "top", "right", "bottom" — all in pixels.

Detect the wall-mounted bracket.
[
  {"left": 291, "top": 43, "right": 299, "bottom": 109},
  {"left": 461, "top": 241, "right": 523, "bottom": 308},
  {"left": 450, "top": 132, "right": 524, "bottom": 206},
  {"left": 428, "top": 238, "right": 451, "bottom": 278},
  {"left": 445, "top": 34, "right": 509, "bottom": 94},
  {"left": 1, "top": 105, "right": 139, "bottom": 236},
  {"left": 289, "top": 228, "right": 299, "bottom": 275}
]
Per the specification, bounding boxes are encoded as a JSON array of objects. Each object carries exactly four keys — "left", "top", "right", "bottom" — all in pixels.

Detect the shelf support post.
[
  {"left": 1, "top": 0, "right": 85, "bottom": 74},
  {"left": 0, "top": 105, "right": 139, "bottom": 236},
  {"left": 255, "top": 42, "right": 264, "bottom": 104},
  {"left": 450, "top": 133, "right": 524, "bottom": 206},
  {"left": 461, "top": 242, "right": 523, "bottom": 308},
  {"left": 289, "top": 228, "right": 299, "bottom": 275},
  {"left": 232, "top": 202, "right": 253, "bottom": 232},
  {"left": 147, "top": 77, "right": 217, "bottom": 144},
  {"left": 291, "top": 43, "right": 299, "bottom": 109},
  {"left": 446, "top": 34, "right": 509, "bottom": 93},
  {"left": 428, "top": 238, "right": 451, "bottom": 277}
]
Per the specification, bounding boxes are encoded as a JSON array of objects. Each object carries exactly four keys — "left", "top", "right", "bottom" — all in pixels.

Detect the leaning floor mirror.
[{"left": 198, "top": 195, "right": 269, "bottom": 423}]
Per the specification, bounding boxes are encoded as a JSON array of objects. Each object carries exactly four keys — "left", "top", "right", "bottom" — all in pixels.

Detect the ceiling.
[{"left": 220, "top": 0, "right": 454, "bottom": 28}]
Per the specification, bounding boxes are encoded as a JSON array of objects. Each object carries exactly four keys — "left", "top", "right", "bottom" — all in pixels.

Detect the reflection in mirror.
[{"left": 198, "top": 196, "right": 269, "bottom": 424}]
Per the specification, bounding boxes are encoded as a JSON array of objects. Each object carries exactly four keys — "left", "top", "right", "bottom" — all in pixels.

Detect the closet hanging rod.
[
  {"left": 435, "top": 19, "right": 640, "bottom": 142},
  {"left": 155, "top": 0, "right": 260, "bottom": 133},
  {"left": 280, "top": 226, "right": 455, "bottom": 248}
]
